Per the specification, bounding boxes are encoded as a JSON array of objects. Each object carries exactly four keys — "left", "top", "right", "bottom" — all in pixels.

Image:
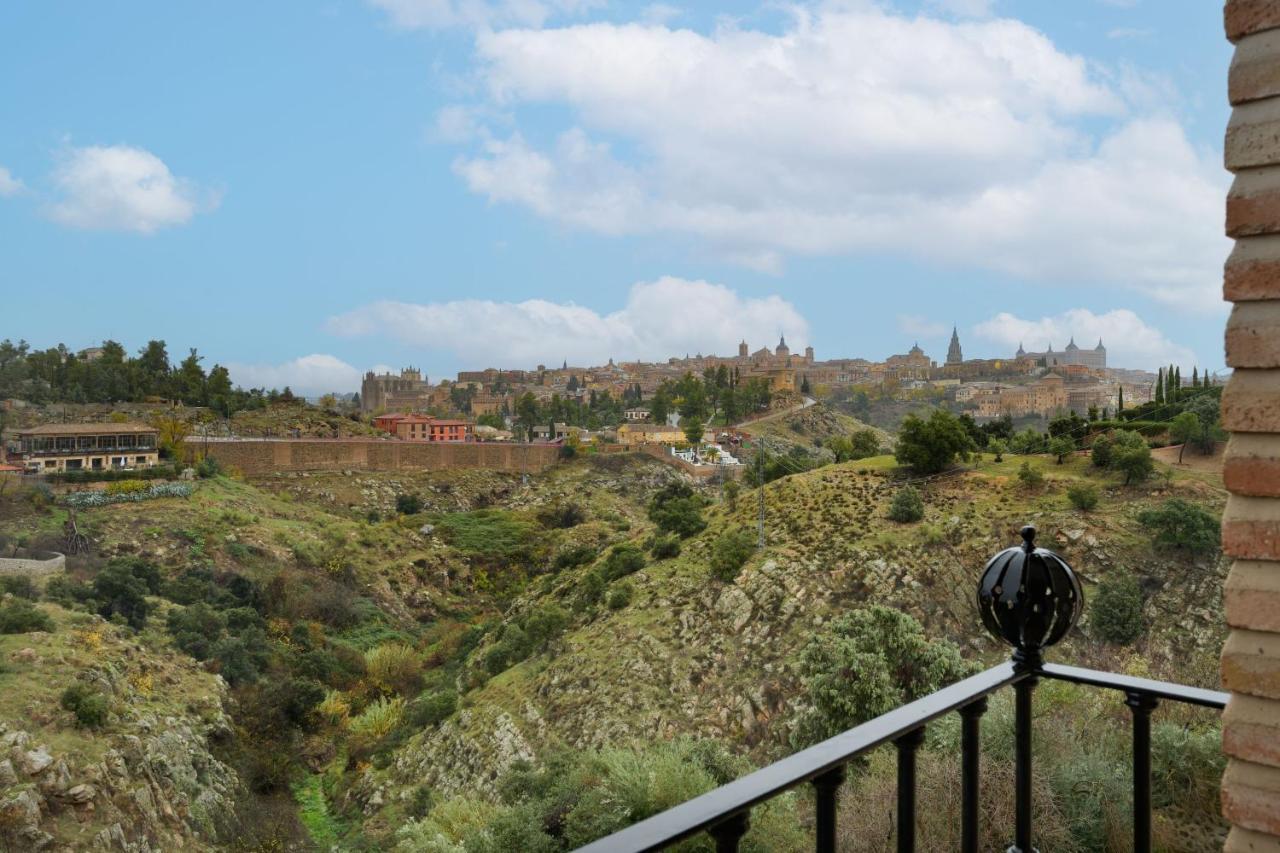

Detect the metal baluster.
[
  {"left": 959, "top": 697, "right": 988, "bottom": 853},
  {"left": 1125, "top": 692, "right": 1159, "bottom": 853},
  {"left": 708, "top": 810, "right": 750, "bottom": 853},
  {"left": 1012, "top": 676, "right": 1037, "bottom": 853},
  {"left": 896, "top": 727, "right": 926, "bottom": 853},
  {"left": 812, "top": 765, "right": 846, "bottom": 853}
]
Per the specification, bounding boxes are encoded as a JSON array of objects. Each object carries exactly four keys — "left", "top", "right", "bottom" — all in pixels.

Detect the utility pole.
[{"left": 757, "top": 441, "right": 765, "bottom": 549}]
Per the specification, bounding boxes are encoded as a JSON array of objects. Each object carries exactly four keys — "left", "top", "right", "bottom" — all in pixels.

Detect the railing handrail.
[
  {"left": 574, "top": 662, "right": 1026, "bottom": 853},
  {"left": 574, "top": 661, "right": 1226, "bottom": 853},
  {"left": 1039, "top": 663, "right": 1228, "bottom": 708}
]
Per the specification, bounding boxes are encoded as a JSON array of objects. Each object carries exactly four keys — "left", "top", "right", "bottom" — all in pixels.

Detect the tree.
[
  {"left": 988, "top": 438, "right": 1008, "bottom": 463},
  {"left": 1091, "top": 572, "right": 1145, "bottom": 644},
  {"left": 92, "top": 560, "right": 154, "bottom": 629},
  {"left": 152, "top": 414, "right": 192, "bottom": 461},
  {"left": 887, "top": 486, "right": 924, "bottom": 522},
  {"left": 647, "top": 483, "right": 708, "bottom": 537},
  {"left": 1066, "top": 483, "right": 1099, "bottom": 511},
  {"left": 1137, "top": 499, "right": 1221, "bottom": 554},
  {"left": 1117, "top": 385, "right": 1124, "bottom": 413},
  {"left": 1169, "top": 411, "right": 1199, "bottom": 464},
  {"left": 1090, "top": 433, "right": 1114, "bottom": 468},
  {"left": 1110, "top": 430, "right": 1154, "bottom": 485},
  {"left": 682, "top": 415, "right": 705, "bottom": 446},
  {"left": 1154, "top": 368, "right": 1164, "bottom": 405},
  {"left": 1017, "top": 461, "right": 1045, "bottom": 490},
  {"left": 515, "top": 393, "right": 540, "bottom": 442},
  {"left": 709, "top": 529, "right": 756, "bottom": 582},
  {"left": 721, "top": 480, "right": 741, "bottom": 512},
  {"left": 1048, "top": 436, "right": 1075, "bottom": 464},
  {"left": 894, "top": 410, "right": 975, "bottom": 474},
  {"left": 792, "top": 606, "right": 973, "bottom": 746}
]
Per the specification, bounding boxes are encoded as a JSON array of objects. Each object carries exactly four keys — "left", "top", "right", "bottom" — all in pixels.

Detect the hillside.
[{"left": 0, "top": 449, "right": 1229, "bottom": 850}]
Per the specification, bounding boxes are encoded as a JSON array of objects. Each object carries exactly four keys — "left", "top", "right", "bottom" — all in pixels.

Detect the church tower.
[
  {"left": 738, "top": 340, "right": 749, "bottom": 359},
  {"left": 946, "top": 326, "right": 964, "bottom": 365},
  {"left": 776, "top": 335, "right": 790, "bottom": 358}
]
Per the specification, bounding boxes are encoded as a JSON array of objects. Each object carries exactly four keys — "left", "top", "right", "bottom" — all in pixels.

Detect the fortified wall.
[
  {"left": 193, "top": 440, "right": 560, "bottom": 477},
  {"left": 0, "top": 549, "right": 66, "bottom": 577}
]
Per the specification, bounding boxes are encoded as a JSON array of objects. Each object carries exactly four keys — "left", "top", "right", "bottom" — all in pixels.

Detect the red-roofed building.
[{"left": 373, "top": 413, "right": 473, "bottom": 443}]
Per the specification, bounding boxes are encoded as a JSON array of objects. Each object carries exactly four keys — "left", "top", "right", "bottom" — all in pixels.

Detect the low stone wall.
[
  {"left": 194, "top": 439, "right": 561, "bottom": 477},
  {"left": 0, "top": 549, "right": 66, "bottom": 577}
]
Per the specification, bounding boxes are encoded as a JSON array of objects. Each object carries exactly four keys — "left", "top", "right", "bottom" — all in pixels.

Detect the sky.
[{"left": 0, "top": 0, "right": 1234, "bottom": 395}]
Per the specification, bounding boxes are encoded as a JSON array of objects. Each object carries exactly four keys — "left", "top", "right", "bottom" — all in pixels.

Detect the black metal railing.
[
  {"left": 574, "top": 527, "right": 1228, "bottom": 853},
  {"left": 575, "top": 661, "right": 1225, "bottom": 853}
]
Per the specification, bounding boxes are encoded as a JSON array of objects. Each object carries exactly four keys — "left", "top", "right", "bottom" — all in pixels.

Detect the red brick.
[
  {"left": 1224, "top": 694, "right": 1280, "bottom": 768},
  {"left": 1225, "top": 235, "right": 1280, "bottom": 301},
  {"left": 1223, "top": 759, "right": 1280, "bottom": 836},
  {"left": 1223, "top": 629, "right": 1280, "bottom": 699},
  {"left": 1228, "top": 302, "right": 1280, "bottom": 367},
  {"left": 1224, "top": 370, "right": 1280, "bottom": 432},
  {"left": 1226, "top": 435, "right": 1280, "bottom": 496},
  {"left": 1227, "top": 561, "right": 1280, "bottom": 631},
  {"left": 1232, "top": 28, "right": 1280, "bottom": 102},
  {"left": 1226, "top": 826, "right": 1280, "bottom": 853},
  {"left": 1228, "top": 98, "right": 1280, "bottom": 171},
  {"left": 1228, "top": 1, "right": 1280, "bottom": 44},
  {"left": 1229, "top": 167, "right": 1280, "bottom": 236}
]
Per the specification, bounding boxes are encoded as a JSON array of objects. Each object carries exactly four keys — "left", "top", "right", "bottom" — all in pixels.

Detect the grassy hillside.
[{"left": 0, "top": 449, "right": 1228, "bottom": 850}]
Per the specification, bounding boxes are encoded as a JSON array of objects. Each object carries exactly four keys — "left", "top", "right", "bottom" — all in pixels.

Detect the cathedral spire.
[{"left": 946, "top": 325, "right": 963, "bottom": 365}]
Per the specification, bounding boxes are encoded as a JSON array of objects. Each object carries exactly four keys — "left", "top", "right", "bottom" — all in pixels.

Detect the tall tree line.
[{"left": 0, "top": 338, "right": 286, "bottom": 416}]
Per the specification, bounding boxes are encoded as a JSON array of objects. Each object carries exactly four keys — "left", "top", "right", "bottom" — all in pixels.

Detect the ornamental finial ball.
[{"left": 976, "top": 525, "right": 1083, "bottom": 667}]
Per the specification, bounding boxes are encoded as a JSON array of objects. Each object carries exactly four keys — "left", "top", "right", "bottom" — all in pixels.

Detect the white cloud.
[
  {"left": 640, "top": 4, "right": 682, "bottom": 26},
  {"left": 1106, "top": 27, "right": 1151, "bottom": 39},
  {"left": 368, "top": 0, "right": 599, "bottom": 30},
  {"left": 227, "top": 354, "right": 363, "bottom": 396},
  {"left": 446, "top": 6, "right": 1227, "bottom": 308},
  {"left": 972, "top": 308, "right": 1197, "bottom": 370},
  {"left": 898, "top": 315, "right": 950, "bottom": 340},
  {"left": 327, "top": 276, "right": 809, "bottom": 365},
  {"left": 48, "top": 144, "right": 215, "bottom": 233},
  {"left": 0, "top": 166, "right": 23, "bottom": 197}
]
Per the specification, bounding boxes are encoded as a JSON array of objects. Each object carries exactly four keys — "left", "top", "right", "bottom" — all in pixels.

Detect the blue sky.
[{"left": 0, "top": 0, "right": 1233, "bottom": 394}]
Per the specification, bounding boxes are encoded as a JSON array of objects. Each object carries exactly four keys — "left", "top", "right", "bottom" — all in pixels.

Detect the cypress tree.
[
  {"left": 1117, "top": 385, "right": 1124, "bottom": 413},
  {"left": 1191, "top": 366, "right": 1198, "bottom": 387},
  {"left": 1155, "top": 369, "right": 1164, "bottom": 405},
  {"left": 1174, "top": 366, "right": 1181, "bottom": 392}
]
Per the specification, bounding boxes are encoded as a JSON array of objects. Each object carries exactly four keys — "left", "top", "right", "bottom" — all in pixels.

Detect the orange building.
[{"left": 373, "top": 413, "right": 474, "bottom": 442}]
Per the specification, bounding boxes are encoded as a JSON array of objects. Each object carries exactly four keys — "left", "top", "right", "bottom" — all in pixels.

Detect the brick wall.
[
  {"left": 1221, "top": 4, "right": 1280, "bottom": 848},
  {"left": 196, "top": 440, "right": 560, "bottom": 477}
]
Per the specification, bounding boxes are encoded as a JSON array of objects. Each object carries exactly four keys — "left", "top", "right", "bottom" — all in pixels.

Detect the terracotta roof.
[{"left": 17, "top": 422, "right": 158, "bottom": 436}]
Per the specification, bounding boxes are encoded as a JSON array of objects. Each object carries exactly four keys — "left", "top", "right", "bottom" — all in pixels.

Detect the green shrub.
[
  {"left": 1109, "top": 430, "right": 1154, "bottom": 485},
  {"left": 436, "top": 510, "right": 537, "bottom": 559},
  {"left": 1090, "top": 572, "right": 1144, "bottom": 645},
  {"left": 60, "top": 684, "right": 109, "bottom": 729},
  {"left": 348, "top": 696, "right": 405, "bottom": 744},
  {"left": 0, "top": 575, "right": 39, "bottom": 600},
  {"left": 709, "top": 529, "right": 755, "bottom": 583},
  {"left": 522, "top": 604, "right": 568, "bottom": 648},
  {"left": 92, "top": 559, "right": 160, "bottom": 629},
  {"left": 195, "top": 455, "right": 223, "bottom": 478},
  {"left": 600, "top": 545, "right": 646, "bottom": 582},
  {"left": 1090, "top": 433, "right": 1113, "bottom": 467},
  {"left": 606, "top": 581, "right": 634, "bottom": 610},
  {"left": 395, "top": 493, "right": 423, "bottom": 515},
  {"left": 407, "top": 690, "right": 457, "bottom": 728},
  {"left": 1137, "top": 499, "right": 1221, "bottom": 554},
  {"left": 646, "top": 483, "right": 708, "bottom": 538},
  {"left": 0, "top": 599, "right": 54, "bottom": 634},
  {"left": 554, "top": 545, "right": 597, "bottom": 570},
  {"left": 1017, "top": 461, "right": 1044, "bottom": 490},
  {"left": 535, "top": 502, "right": 585, "bottom": 529},
  {"left": 365, "top": 642, "right": 423, "bottom": 696},
  {"left": 574, "top": 572, "right": 606, "bottom": 613},
  {"left": 887, "top": 486, "right": 924, "bottom": 523},
  {"left": 484, "top": 624, "right": 533, "bottom": 675},
  {"left": 648, "top": 534, "right": 681, "bottom": 559},
  {"left": 793, "top": 605, "right": 974, "bottom": 747},
  {"left": 1066, "top": 483, "right": 1099, "bottom": 511}
]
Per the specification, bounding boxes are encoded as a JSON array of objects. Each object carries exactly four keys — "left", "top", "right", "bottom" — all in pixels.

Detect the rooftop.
[{"left": 17, "top": 422, "right": 158, "bottom": 436}]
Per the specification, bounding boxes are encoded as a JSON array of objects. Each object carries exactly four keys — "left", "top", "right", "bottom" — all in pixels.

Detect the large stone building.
[
  {"left": 360, "top": 367, "right": 432, "bottom": 414},
  {"left": 11, "top": 423, "right": 160, "bottom": 473},
  {"left": 1017, "top": 338, "right": 1107, "bottom": 370}
]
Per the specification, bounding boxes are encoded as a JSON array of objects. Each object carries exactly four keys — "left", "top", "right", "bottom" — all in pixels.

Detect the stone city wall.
[{"left": 194, "top": 440, "right": 560, "bottom": 477}]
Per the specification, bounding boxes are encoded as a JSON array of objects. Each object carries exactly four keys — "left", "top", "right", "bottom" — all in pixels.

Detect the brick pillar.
[{"left": 1222, "top": 4, "right": 1280, "bottom": 849}]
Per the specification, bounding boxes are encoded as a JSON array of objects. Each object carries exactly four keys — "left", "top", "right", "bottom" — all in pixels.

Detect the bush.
[
  {"left": 60, "top": 684, "right": 109, "bottom": 729},
  {"left": 104, "top": 479, "right": 148, "bottom": 496},
  {"left": 395, "top": 493, "right": 423, "bottom": 515},
  {"left": 0, "top": 599, "right": 54, "bottom": 634},
  {"left": 574, "top": 571, "right": 606, "bottom": 613},
  {"left": 887, "top": 487, "right": 924, "bottom": 523},
  {"left": 1017, "top": 461, "right": 1044, "bottom": 490},
  {"left": 600, "top": 545, "right": 646, "bottom": 582},
  {"left": 647, "top": 483, "right": 708, "bottom": 538},
  {"left": 554, "top": 545, "right": 597, "bottom": 570},
  {"left": 648, "top": 533, "right": 682, "bottom": 559},
  {"left": 1137, "top": 499, "right": 1221, "bottom": 554},
  {"left": 195, "top": 455, "right": 223, "bottom": 478},
  {"left": 793, "top": 605, "right": 974, "bottom": 747},
  {"left": 92, "top": 559, "right": 155, "bottom": 628},
  {"left": 365, "top": 642, "right": 423, "bottom": 696},
  {"left": 1109, "top": 430, "right": 1154, "bottom": 485},
  {"left": 407, "top": 689, "right": 457, "bottom": 728},
  {"left": 1090, "top": 434, "right": 1114, "bottom": 468},
  {"left": 536, "top": 502, "right": 585, "bottom": 529},
  {"left": 1090, "top": 572, "right": 1144, "bottom": 645},
  {"left": 709, "top": 529, "right": 755, "bottom": 582},
  {"left": 606, "top": 581, "right": 634, "bottom": 610},
  {"left": 436, "top": 510, "right": 537, "bottom": 559},
  {"left": 348, "top": 696, "right": 405, "bottom": 744},
  {"left": 1066, "top": 483, "right": 1099, "bottom": 511},
  {"left": 484, "top": 624, "right": 533, "bottom": 675},
  {"left": 523, "top": 604, "right": 569, "bottom": 648},
  {"left": 0, "top": 575, "right": 38, "bottom": 600}
]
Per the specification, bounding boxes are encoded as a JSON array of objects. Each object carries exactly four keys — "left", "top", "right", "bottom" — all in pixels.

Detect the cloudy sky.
[{"left": 0, "top": 1, "right": 1230, "bottom": 394}]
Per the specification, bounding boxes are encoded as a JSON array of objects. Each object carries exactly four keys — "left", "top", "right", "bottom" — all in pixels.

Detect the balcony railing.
[{"left": 574, "top": 527, "right": 1228, "bottom": 853}]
